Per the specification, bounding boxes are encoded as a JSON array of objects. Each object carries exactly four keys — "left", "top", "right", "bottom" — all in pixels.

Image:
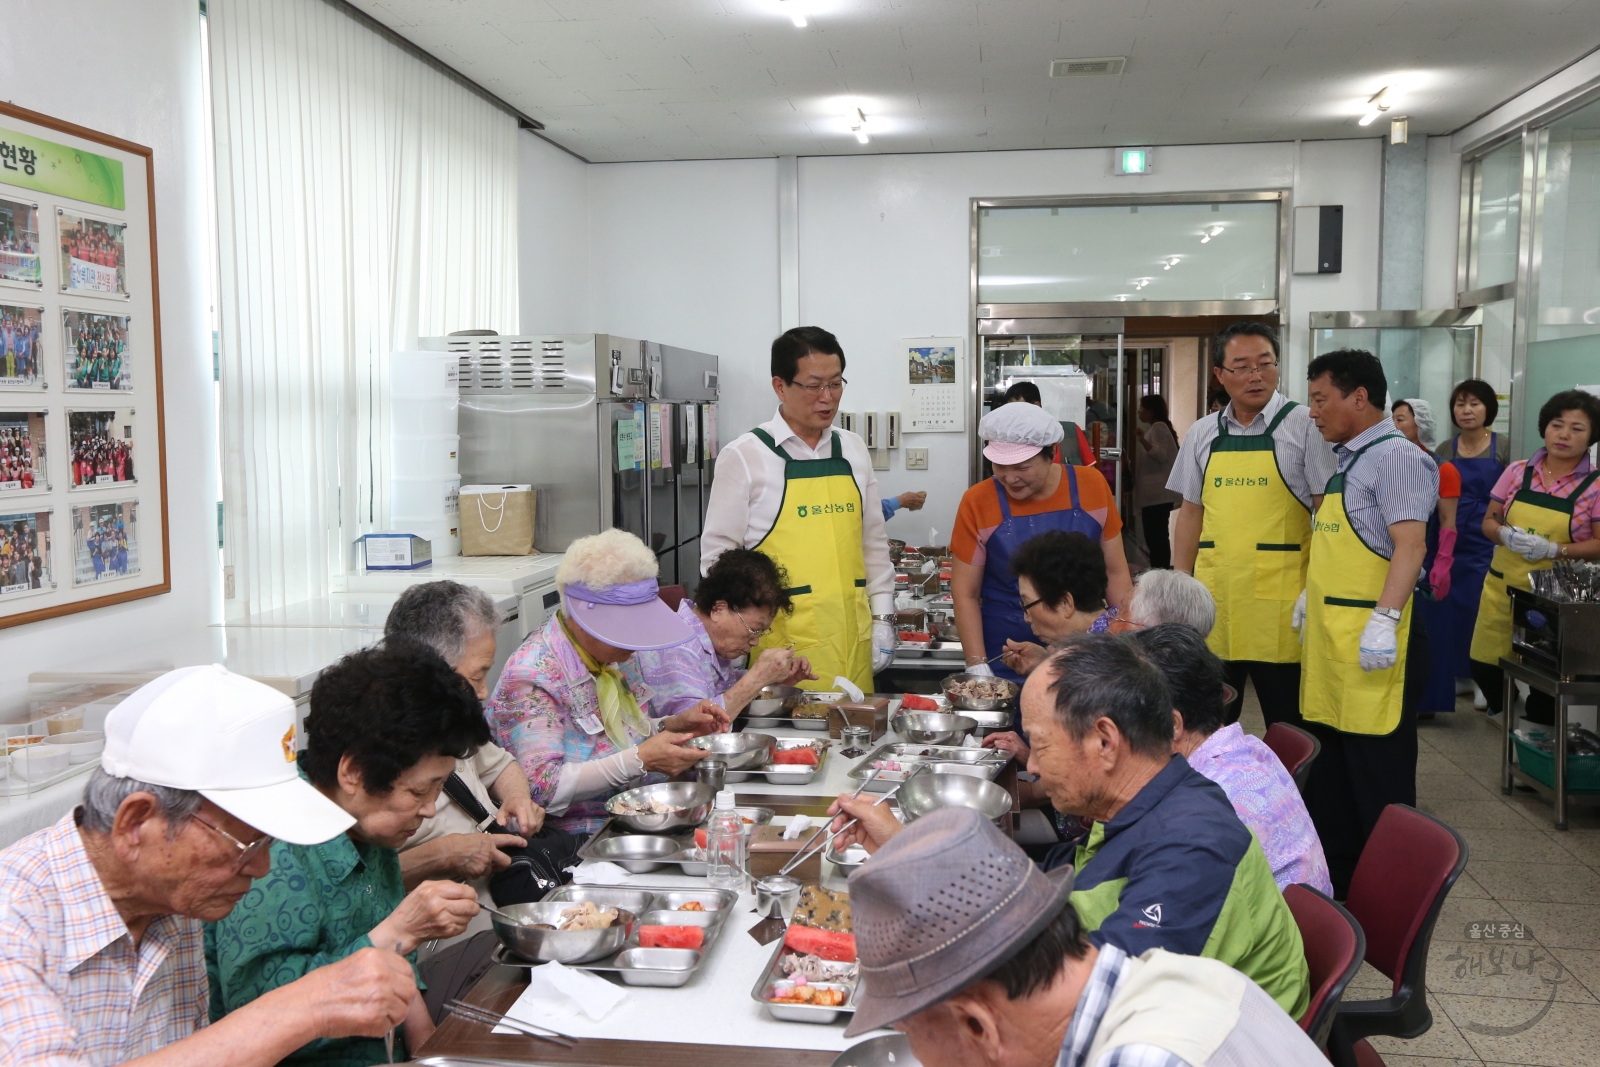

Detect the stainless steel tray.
[
  {"left": 925, "top": 640, "right": 966, "bottom": 660},
  {"left": 491, "top": 885, "right": 739, "bottom": 987},
  {"left": 749, "top": 934, "right": 861, "bottom": 1024},
  {"left": 574, "top": 809, "right": 774, "bottom": 875},
  {"left": 725, "top": 738, "right": 831, "bottom": 784},
  {"left": 846, "top": 741, "right": 1008, "bottom": 791}
]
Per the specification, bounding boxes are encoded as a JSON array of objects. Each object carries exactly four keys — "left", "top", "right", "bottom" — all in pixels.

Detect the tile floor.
[{"left": 1236, "top": 692, "right": 1600, "bottom": 1067}]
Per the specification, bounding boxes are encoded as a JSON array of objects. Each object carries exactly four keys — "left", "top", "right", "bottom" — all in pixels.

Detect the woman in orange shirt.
[{"left": 951, "top": 402, "right": 1132, "bottom": 684}]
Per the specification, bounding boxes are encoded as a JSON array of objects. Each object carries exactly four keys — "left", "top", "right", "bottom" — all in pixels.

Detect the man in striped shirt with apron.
[{"left": 1298, "top": 350, "right": 1439, "bottom": 896}]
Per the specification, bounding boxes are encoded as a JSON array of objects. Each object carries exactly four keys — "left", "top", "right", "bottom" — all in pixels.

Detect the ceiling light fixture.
[
  {"left": 850, "top": 108, "right": 869, "bottom": 144},
  {"left": 1359, "top": 86, "right": 1391, "bottom": 126},
  {"left": 1209, "top": 226, "right": 1223, "bottom": 237},
  {"left": 779, "top": 1, "right": 806, "bottom": 27},
  {"left": 1163, "top": 257, "right": 1179, "bottom": 269}
]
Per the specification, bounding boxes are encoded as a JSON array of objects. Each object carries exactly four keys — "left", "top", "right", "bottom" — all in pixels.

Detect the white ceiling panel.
[{"left": 349, "top": 0, "right": 1600, "bottom": 162}]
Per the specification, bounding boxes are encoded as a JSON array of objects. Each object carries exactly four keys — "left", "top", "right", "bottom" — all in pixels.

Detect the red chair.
[
  {"left": 1284, "top": 883, "right": 1366, "bottom": 1051},
  {"left": 1265, "top": 721, "right": 1321, "bottom": 796},
  {"left": 658, "top": 584, "right": 687, "bottom": 612},
  {"left": 1328, "top": 805, "right": 1469, "bottom": 1067}
]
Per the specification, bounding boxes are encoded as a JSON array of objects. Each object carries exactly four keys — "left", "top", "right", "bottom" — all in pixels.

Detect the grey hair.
[
  {"left": 79, "top": 767, "right": 203, "bottom": 837},
  {"left": 383, "top": 580, "right": 500, "bottom": 666},
  {"left": 1129, "top": 569, "right": 1216, "bottom": 637}
]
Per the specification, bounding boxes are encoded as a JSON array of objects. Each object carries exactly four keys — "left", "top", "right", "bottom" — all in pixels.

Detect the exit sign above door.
[{"left": 1114, "top": 147, "right": 1153, "bottom": 175}]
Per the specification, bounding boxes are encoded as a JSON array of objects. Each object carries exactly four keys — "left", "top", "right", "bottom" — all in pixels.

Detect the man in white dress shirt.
[{"left": 701, "top": 326, "right": 896, "bottom": 693}]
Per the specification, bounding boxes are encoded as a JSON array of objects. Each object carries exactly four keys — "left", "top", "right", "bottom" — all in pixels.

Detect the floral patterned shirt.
[
  {"left": 634, "top": 601, "right": 747, "bottom": 718},
  {"left": 485, "top": 613, "right": 660, "bottom": 835},
  {"left": 1188, "top": 724, "right": 1333, "bottom": 896}
]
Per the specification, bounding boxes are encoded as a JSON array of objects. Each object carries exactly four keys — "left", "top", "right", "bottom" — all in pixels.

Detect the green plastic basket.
[{"left": 1512, "top": 735, "right": 1600, "bottom": 795}]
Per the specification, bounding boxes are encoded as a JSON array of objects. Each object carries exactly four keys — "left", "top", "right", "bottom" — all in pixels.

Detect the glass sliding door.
[{"left": 1310, "top": 311, "right": 1481, "bottom": 428}]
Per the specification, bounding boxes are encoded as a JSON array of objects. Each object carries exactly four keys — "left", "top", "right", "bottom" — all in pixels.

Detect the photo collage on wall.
[{"left": 0, "top": 114, "right": 149, "bottom": 616}]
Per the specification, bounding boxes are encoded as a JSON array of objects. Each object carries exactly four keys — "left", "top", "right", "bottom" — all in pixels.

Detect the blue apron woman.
[
  {"left": 951, "top": 402, "right": 1133, "bottom": 685},
  {"left": 1433, "top": 380, "right": 1508, "bottom": 707}
]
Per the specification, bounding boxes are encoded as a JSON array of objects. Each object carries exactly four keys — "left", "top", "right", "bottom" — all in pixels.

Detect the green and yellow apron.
[
  {"left": 1469, "top": 464, "right": 1600, "bottom": 664},
  {"left": 1194, "top": 402, "right": 1311, "bottom": 664},
  {"left": 1301, "top": 436, "right": 1412, "bottom": 735},
  {"left": 749, "top": 428, "right": 874, "bottom": 693}
]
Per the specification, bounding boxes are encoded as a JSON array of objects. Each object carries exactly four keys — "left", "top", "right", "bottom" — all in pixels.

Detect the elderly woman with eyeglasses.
[
  {"left": 635, "top": 548, "right": 816, "bottom": 721},
  {"left": 485, "top": 529, "right": 726, "bottom": 836}
]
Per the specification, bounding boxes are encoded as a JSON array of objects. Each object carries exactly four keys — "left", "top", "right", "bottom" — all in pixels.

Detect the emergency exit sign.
[{"left": 1114, "top": 147, "right": 1153, "bottom": 175}]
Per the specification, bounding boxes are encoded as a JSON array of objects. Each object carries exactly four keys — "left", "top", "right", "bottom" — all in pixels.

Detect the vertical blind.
[{"left": 208, "top": 0, "right": 518, "bottom": 618}]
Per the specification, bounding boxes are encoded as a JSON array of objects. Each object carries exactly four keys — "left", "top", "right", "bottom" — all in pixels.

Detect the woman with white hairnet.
[{"left": 1393, "top": 398, "right": 1462, "bottom": 715}]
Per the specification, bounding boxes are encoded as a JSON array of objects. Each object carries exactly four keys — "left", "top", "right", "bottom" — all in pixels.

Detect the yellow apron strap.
[{"left": 1195, "top": 402, "right": 1313, "bottom": 664}]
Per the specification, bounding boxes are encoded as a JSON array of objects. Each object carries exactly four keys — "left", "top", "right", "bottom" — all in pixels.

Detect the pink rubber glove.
[{"left": 1429, "top": 528, "right": 1456, "bottom": 600}]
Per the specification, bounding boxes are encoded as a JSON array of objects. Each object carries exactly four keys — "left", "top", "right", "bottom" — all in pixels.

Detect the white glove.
[
  {"left": 1291, "top": 589, "right": 1307, "bottom": 631},
  {"left": 871, "top": 620, "right": 896, "bottom": 674},
  {"left": 1358, "top": 611, "right": 1399, "bottom": 672},
  {"left": 965, "top": 662, "right": 995, "bottom": 677},
  {"left": 1498, "top": 524, "right": 1520, "bottom": 550},
  {"left": 1517, "top": 532, "right": 1561, "bottom": 562}
]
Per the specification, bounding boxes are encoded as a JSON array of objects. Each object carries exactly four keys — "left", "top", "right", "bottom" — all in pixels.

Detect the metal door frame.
[{"left": 969, "top": 189, "right": 1292, "bottom": 483}]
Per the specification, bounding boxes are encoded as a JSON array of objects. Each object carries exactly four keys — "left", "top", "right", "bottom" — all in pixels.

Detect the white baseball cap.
[
  {"left": 101, "top": 665, "right": 354, "bottom": 846},
  {"left": 980, "top": 402, "right": 1064, "bottom": 465}
]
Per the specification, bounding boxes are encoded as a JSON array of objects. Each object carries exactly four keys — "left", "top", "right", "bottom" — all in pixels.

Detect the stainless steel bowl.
[
  {"left": 941, "top": 671, "right": 1020, "bottom": 711},
  {"left": 748, "top": 684, "right": 804, "bottom": 719},
  {"left": 892, "top": 711, "right": 978, "bottom": 745},
  {"left": 606, "top": 781, "right": 716, "bottom": 832},
  {"left": 833, "top": 1033, "right": 923, "bottom": 1067},
  {"left": 587, "top": 834, "right": 684, "bottom": 872},
  {"left": 491, "top": 901, "right": 637, "bottom": 964},
  {"left": 687, "top": 731, "right": 775, "bottom": 770},
  {"left": 897, "top": 772, "right": 1012, "bottom": 824}
]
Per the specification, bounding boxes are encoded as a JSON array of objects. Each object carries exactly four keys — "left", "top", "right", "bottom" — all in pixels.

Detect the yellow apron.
[
  {"left": 749, "top": 428, "right": 874, "bottom": 694},
  {"left": 1301, "top": 435, "right": 1413, "bottom": 735},
  {"left": 1194, "top": 402, "right": 1311, "bottom": 664},
  {"left": 1469, "top": 464, "right": 1600, "bottom": 664}
]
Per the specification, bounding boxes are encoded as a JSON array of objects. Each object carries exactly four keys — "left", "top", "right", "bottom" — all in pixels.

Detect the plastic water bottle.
[{"left": 706, "top": 789, "right": 747, "bottom": 891}]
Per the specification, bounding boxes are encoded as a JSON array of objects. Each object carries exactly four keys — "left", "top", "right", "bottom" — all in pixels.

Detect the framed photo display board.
[{"left": 0, "top": 102, "right": 168, "bottom": 630}]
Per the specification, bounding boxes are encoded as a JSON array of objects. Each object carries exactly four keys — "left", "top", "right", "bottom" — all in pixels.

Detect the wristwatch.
[
  {"left": 872, "top": 613, "right": 897, "bottom": 624},
  {"left": 1373, "top": 606, "right": 1403, "bottom": 622}
]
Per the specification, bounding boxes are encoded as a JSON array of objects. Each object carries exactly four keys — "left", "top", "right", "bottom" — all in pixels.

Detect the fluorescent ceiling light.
[
  {"left": 780, "top": 1, "right": 806, "bottom": 27},
  {"left": 1209, "top": 226, "right": 1223, "bottom": 237},
  {"left": 850, "top": 107, "right": 869, "bottom": 144},
  {"left": 1359, "top": 86, "right": 1391, "bottom": 126}
]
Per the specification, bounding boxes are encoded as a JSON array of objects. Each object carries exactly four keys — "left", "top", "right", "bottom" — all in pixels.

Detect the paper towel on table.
[
  {"left": 960, "top": 734, "right": 981, "bottom": 748},
  {"left": 569, "top": 861, "right": 634, "bottom": 885},
  {"left": 496, "top": 961, "right": 628, "bottom": 1032},
  {"left": 835, "top": 676, "right": 865, "bottom": 703},
  {"left": 782, "top": 814, "right": 814, "bottom": 840}
]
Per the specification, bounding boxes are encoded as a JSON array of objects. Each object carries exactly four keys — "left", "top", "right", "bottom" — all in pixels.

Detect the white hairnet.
[{"left": 1403, "top": 398, "right": 1437, "bottom": 450}]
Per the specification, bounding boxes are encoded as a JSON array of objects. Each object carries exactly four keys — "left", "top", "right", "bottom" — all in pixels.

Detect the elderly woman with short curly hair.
[{"left": 485, "top": 529, "right": 726, "bottom": 835}]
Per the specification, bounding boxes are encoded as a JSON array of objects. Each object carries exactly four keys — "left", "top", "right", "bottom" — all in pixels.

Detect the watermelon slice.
[
  {"left": 900, "top": 694, "right": 940, "bottom": 711},
  {"left": 694, "top": 828, "right": 708, "bottom": 850},
  {"left": 772, "top": 747, "right": 819, "bottom": 766},
  {"left": 639, "top": 925, "right": 704, "bottom": 950},
  {"left": 785, "top": 923, "right": 856, "bottom": 962}
]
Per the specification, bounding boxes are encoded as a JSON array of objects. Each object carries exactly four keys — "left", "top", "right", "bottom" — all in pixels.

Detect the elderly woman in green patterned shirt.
[{"left": 205, "top": 644, "right": 490, "bottom": 1065}]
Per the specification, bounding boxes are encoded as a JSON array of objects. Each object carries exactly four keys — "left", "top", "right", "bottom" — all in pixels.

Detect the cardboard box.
[{"left": 829, "top": 697, "right": 890, "bottom": 740}]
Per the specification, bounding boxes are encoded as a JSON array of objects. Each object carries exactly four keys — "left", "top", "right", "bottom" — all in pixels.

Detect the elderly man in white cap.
[
  {"left": 0, "top": 665, "right": 420, "bottom": 1066},
  {"left": 846, "top": 806, "right": 1325, "bottom": 1067},
  {"left": 951, "top": 400, "right": 1131, "bottom": 686}
]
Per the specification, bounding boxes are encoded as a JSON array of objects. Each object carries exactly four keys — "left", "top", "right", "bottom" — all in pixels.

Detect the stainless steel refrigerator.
[{"left": 436, "top": 334, "right": 720, "bottom": 589}]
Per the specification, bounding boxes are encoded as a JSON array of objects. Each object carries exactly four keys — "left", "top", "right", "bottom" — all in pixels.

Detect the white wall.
[
  {"left": 519, "top": 134, "right": 592, "bottom": 335},
  {"left": 519, "top": 138, "right": 1388, "bottom": 542},
  {"left": 0, "top": 0, "right": 215, "bottom": 713}
]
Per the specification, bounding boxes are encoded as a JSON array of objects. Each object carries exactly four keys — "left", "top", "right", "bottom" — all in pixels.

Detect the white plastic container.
[
  {"left": 389, "top": 350, "right": 459, "bottom": 398},
  {"left": 44, "top": 730, "right": 106, "bottom": 764},
  {"left": 13, "top": 746, "right": 70, "bottom": 781},
  {"left": 404, "top": 520, "right": 461, "bottom": 559},
  {"left": 390, "top": 475, "right": 460, "bottom": 523},
  {"left": 391, "top": 434, "right": 460, "bottom": 479},
  {"left": 392, "top": 396, "right": 459, "bottom": 436}
]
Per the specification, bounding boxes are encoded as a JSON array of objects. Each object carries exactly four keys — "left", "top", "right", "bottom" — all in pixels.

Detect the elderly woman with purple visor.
[{"left": 485, "top": 530, "right": 726, "bottom": 836}]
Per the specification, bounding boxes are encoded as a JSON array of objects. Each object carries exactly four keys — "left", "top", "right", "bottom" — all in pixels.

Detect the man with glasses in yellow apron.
[
  {"left": 700, "top": 327, "right": 897, "bottom": 694},
  {"left": 1296, "top": 349, "right": 1438, "bottom": 896},
  {"left": 1170, "top": 322, "right": 1336, "bottom": 728}
]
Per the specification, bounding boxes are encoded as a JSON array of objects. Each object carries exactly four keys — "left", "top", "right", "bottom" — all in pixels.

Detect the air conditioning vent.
[
  {"left": 451, "top": 337, "right": 581, "bottom": 391},
  {"left": 1050, "top": 57, "right": 1126, "bottom": 77}
]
